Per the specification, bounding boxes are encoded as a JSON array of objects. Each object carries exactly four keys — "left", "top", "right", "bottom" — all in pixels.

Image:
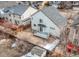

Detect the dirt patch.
[{"left": 0, "top": 31, "right": 34, "bottom": 57}]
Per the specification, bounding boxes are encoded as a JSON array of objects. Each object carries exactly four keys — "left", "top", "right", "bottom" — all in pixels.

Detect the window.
[
  {"left": 10, "top": 19, "right": 11, "bottom": 22},
  {"left": 40, "top": 27, "right": 43, "bottom": 32},
  {"left": 76, "top": 29, "right": 78, "bottom": 34},
  {"left": 6, "top": 17, "right": 8, "bottom": 20},
  {"left": 18, "top": 3, "right": 21, "bottom": 5},
  {"left": 50, "top": 27, "right": 55, "bottom": 30},
  {"left": 34, "top": 24, "right": 36, "bottom": 26},
  {"left": 40, "top": 19, "right": 43, "bottom": 23},
  {"left": 4, "top": 10, "right": 9, "bottom": 13},
  {"left": 0, "top": 18, "right": 1, "bottom": 19},
  {"left": 15, "top": 20, "right": 18, "bottom": 25},
  {"left": 9, "top": 14, "right": 11, "bottom": 16},
  {"left": 17, "top": 21, "right": 19, "bottom": 24},
  {"left": 15, "top": 20, "right": 19, "bottom": 24}
]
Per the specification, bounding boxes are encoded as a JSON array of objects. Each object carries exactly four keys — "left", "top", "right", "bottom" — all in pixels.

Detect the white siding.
[
  {"left": 21, "top": 7, "right": 38, "bottom": 20},
  {"left": 31, "top": 11, "right": 60, "bottom": 37},
  {"left": 5, "top": 14, "right": 21, "bottom": 24},
  {"left": 4, "top": 13, "right": 31, "bottom": 25}
]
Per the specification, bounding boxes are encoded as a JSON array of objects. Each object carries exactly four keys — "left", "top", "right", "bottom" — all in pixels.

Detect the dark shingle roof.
[
  {"left": 3, "top": 4, "right": 29, "bottom": 16},
  {"left": 41, "top": 6, "right": 67, "bottom": 28}
]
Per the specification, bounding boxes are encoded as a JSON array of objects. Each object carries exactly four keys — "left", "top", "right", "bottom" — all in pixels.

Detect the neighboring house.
[
  {"left": 52, "top": 1, "right": 61, "bottom": 8},
  {"left": 1, "top": 4, "right": 37, "bottom": 25},
  {"left": 31, "top": 6, "right": 67, "bottom": 39},
  {"left": 69, "top": 14, "right": 79, "bottom": 45},
  {"left": 0, "top": 1, "right": 17, "bottom": 9},
  {"left": 73, "top": 1, "right": 79, "bottom": 7},
  {"left": 72, "top": 1, "right": 79, "bottom": 10}
]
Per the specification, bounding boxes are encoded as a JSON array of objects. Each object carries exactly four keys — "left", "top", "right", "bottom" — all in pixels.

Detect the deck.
[{"left": 0, "top": 25, "right": 60, "bottom": 51}]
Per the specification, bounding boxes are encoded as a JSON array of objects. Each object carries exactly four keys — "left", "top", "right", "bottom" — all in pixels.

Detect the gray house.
[
  {"left": 31, "top": 6, "right": 67, "bottom": 39},
  {"left": 2, "top": 4, "right": 37, "bottom": 25}
]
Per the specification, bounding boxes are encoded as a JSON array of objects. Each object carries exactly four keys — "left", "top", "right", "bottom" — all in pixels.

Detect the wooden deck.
[
  {"left": 0, "top": 25, "right": 60, "bottom": 51},
  {"left": 16, "top": 31, "right": 60, "bottom": 51}
]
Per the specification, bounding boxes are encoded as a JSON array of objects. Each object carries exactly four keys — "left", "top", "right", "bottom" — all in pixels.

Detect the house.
[
  {"left": 73, "top": 1, "right": 79, "bottom": 7},
  {"left": 52, "top": 1, "right": 61, "bottom": 8},
  {"left": 69, "top": 14, "right": 79, "bottom": 45},
  {"left": 1, "top": 4, "right": 37, "bottom": 26},
  {"left": 31, "top": 6, "right": 67, "bottom": 39}
]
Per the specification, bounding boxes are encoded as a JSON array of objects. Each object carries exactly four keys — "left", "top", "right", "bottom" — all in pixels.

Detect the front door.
[
  {"left": 38, "top": 24, "right": 46, "bottom": 32},
  {"left": 34, "top": 24, "right": 49, "bottom": 39},
  {"left": 40, "top": 26, "right": 43, "bottom": 32}
]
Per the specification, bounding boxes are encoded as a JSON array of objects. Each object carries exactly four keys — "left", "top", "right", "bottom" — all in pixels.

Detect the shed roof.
[
  {"left": 41, "top": 6, "right": 67, "bottom": 28},
  {"left": 3, "top": 4, "right": 29, "bottom": 16}
]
